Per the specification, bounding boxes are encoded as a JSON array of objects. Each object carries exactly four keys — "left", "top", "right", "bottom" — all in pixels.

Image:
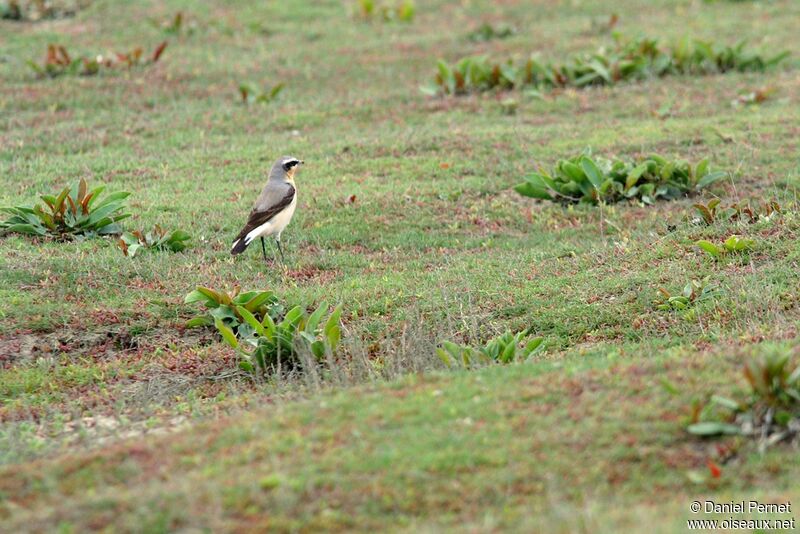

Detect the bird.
[{"left": 231, "top": 156, "right": 303, "bottom": 263}]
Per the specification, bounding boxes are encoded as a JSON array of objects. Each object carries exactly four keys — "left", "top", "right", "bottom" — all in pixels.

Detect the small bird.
[{"left": 231, "top": 156, "right": 303, "bottom": 263}]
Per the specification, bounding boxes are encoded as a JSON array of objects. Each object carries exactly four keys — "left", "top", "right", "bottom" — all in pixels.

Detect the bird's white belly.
[{"left": 245, "top": 195, "right": 297, "bottom": 244}]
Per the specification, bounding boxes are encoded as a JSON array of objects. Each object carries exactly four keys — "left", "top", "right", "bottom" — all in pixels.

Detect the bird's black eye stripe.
[{"left": 283, "top": 160, "right": 298, "bottom": 170}]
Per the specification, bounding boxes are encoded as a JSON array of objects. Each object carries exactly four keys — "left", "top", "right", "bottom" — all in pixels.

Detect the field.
[{"left": 1, "top": 0, "right": 799, "bottom": 531}]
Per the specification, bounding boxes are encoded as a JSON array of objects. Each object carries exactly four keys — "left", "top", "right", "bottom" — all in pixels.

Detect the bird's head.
[{"left": 274, "top": 156, "right": 304, "bottom": 180}]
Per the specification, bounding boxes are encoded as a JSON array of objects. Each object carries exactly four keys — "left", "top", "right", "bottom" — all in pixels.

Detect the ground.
[{"left": 1, "top": 0, "right": 799, "bottom": 531}]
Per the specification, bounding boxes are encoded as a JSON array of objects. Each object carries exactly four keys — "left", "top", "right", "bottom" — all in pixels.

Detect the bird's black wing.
[{"left": 231, "top": 185, "right": 295, "bottom": 254}]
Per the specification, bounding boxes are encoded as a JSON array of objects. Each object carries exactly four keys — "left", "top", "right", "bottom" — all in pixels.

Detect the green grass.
[{"left": 1, "top": 0, "right": 800, "bottom": 530}]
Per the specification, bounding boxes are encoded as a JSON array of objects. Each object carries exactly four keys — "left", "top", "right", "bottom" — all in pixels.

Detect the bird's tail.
[{"left": 231, "top": 237, "right": 248, "bottom": 255}]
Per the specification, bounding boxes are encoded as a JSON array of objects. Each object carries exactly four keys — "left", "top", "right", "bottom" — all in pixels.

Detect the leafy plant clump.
[
  {"left": 27, "top": 42, "right": 167, "bottom": 78},
  {"left": 696, "top": 235, "right": 756, "bottom": 259},
  {"left": 216, "top": 301, "right": 343, "bottom": 376},
  {"left": 119, "top": 226, "right": 191, "bottom": 258},
  {"left": 1, "top": 178, "right": 130, "bottom": 239},
  {"left": 184, "top": 287, "right": 282, "bottom": 332},
  {"left": 238, "top": 82, "right": 285, "bottom": 105},
  {"left": 355, "top": 0, "right": 414, "bottom": 22},
  {"left": 1, "top": 0, "right": 91, "bottom": 21},
  {"left": 149, "top": 11, "right": 197, "bottom": 36},
  {"left": 438, "top": 330, "right": 544, "bottom": 368},
  {"left": 693, "top": 198, "right": 781, "bottom": 225},
  {"left": 656, "top": 278, "right": 717, "bottom": 319},
  {"left": 425, "top": 36, "right": 789, "bottom": 95},
  {"left": 515, "top": 152, "right": 726, "bottom": 205},
  {"left": 466, "top": 23, "right": 516, "bottom": 43},
  {"left": 688, "top": 348, "right": 800, "bottom": 450}
]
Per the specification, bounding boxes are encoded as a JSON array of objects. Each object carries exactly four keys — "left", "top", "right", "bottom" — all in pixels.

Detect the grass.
[{"left": 1, "top": 0, "right": 800, "bottom": 530}]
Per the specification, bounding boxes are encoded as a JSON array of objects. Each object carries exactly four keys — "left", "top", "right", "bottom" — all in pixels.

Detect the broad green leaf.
[
  {"left": 697, "top": 171, "right": 727, "bottom": 189},
  {"left": 697, "top": 240, "right": 723, "bottom": 258},
  {"left": 214, "top": 318, "right": 239, "bottom": 349},
  {"left": 306, "top": 302, "right": 328, "bottom": 334},
  {"left": 324, "top": 306, "right": 343, "bottom": 350},
  {"left": 185, "top": 316, "right": 213, "bottom": 328},
  {"left": 687, "top": 422, "right": 741, "bottom": 436},
  {"left": 579, "top": 157, "right": 604, "bottom": 190},
  {"left": 236, "top": 306, "right": 265, "bottom": 336},
  {"left": 625, "top": 163, "right": 648, "bottom": 190}
]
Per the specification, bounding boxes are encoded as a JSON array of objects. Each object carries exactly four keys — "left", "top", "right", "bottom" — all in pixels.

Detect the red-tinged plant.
[
  {"left": 1, "top": 178, "right": 130, "bottom": 239},
  {"left": 27, "top": 41, "right": 167, "bottom": 78}
]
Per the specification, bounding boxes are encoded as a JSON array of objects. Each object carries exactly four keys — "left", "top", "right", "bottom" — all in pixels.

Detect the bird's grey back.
[{"left": 254, "top": 171, "right": 293, "bottom": 212}]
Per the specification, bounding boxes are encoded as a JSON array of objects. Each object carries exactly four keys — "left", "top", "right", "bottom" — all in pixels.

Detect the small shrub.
[
  {"left": 515, "top": 152, "right": 726, "bottom": 205},
  {"left": 656, "top": 278, "right": 717, "bottom": 315},
  {"left": 216, "top": 301, "right": 343, "bottom": 375},
  {"left": 150, "top": 11, "right": 197, "bottom": 36},
  {"left": 238, "top": 82, "right": 284, "bottom": 105},
  {"left": 585, "top": 13, "right": 619, "bottom": 35},
  {"left": 732, "top": 86, "right": 775, "bottom": 108},
  {"left": 437, "top": 330, "right": 544, "bottom": 368},
  {"left": 693, "top": 198, "right": 781, "bottom": 225},
  {"left": 696, "top": 235, "right": 756, "bottom": 259},
  {"left": 426, "top": 36, "right": 789, "bottom": 95},
  {"left": 27, "top": 41, "right": 167, "bottom": 78},
  {"left": 0, "top": 177, "right": 130, "bottom": 239},
  {"left": 466, "top": 23, "right": 516, "bottom": 43},
  {"left": 119, "top": 226, "right": 191, "bottom": 257},
  {"left": 1, "top": 0, "right": 91, "bottom": 21},
  {"left": 355, "top": 0, "right": 414, "bottom": 22},
  {"left": 688, "top": 347, "right": 800, "bottom": 450},
  {"left": 184, "top": 287, "right": 282, "bottom": 331}
]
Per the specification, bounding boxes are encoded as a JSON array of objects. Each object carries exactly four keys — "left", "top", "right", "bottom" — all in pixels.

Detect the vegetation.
[
  {"left": 696, "top": 235, "right": 756, "bottom": 259},
  {"left": 0, "top": 178, "right": 130, "bottom": 239},
  {"left": 689, "top": 347, "right": 800, "bottom": 450},
  {"left": 118, "top": 226, "right": 191, "bottom": 257},
  {"left": 26, "top": 41, "right": 167, "bottom": 78},
  {"left": 355, "top": 0, "right": 414, "bottom": 22},
  {"left": 655, "top": 278, "right": 717, "bottom": 318},
  {"left": 465, "top": 23, "right": 516, "bottom": 43},
  {"left": 216, "top": 301, "right": 343, "bottom": 375},
  {"left": 238, "top": 82, "right": 285, "bottom": 105},
  {"left": 2, "top": 0, "right": 799, "bottom": 530},
  {"left": 427, "top": 36, "right": 789, "bottom": 95},
  {"left": 693, "top": 198, "right": 781, "bottom": 225},
  {"left": 184, "top": 287, "right": 282, "bottom": 332},
  {"left": 514, "top": 152, "right": 726, "bottom": 205},
  {"left": 437, "top": 330, "right": 544, "bottom": 368},
  {"left": 1, "top": 0, "right": 91, "bottom": 21}
]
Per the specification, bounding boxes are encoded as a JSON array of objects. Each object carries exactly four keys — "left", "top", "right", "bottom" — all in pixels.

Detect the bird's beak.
[{"left": 300, "top": 160, "right": 305, "bottom": 165}]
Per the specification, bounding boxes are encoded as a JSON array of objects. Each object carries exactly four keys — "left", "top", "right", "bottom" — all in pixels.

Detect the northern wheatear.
[{"left": 231, "top": 156, "right": 303, "bottom": 263}]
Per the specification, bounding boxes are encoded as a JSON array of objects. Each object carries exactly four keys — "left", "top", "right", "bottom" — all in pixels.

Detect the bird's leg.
[
  {"left": 260, "top": 237, "right": 268, "bottom": 263},
  {"left": 275, "top": 237, "right": 286, "bottom": 264}
]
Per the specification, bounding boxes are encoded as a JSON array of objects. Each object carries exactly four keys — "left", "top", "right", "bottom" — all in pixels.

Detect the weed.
[
  {"left": 466, "top": 23, "right": 516, "bottom": 43},
  {"left": 437, "top": 330, "right": 544, "bottom": 368},
  {"left": 0, "top": 177, "right": 130, "bottom": 239},
  {"left": 355, "top": 0, "right": 414, "bottom": 23},
  {"left": 26, "top": 42, "right": 167, "bottom": 78},
  {"left": 1, "top": 0, "right": 90, "bottom": 21},
  {"left": 184, "top": 286, "right": 282, "bottom": 332},
  {"left": 656, "top": 278, "right": 717, "bottom": 316},
  {"left": 426, "top": 36, "right": 789, "bottom": 95},
  {"left": 693, "top": 199, "right": 781, "bottom": 225},
  {"left": 238, "top": 82, "right": 285, "bottom": 105},
  {"left": 696, "top": 235, "right": 756, "bottom": 259},
  {"left": 732, "top": 86, "right": 776, "bottom": 108},
  {"left": 216, "top": 301, "right": 343, "bottom": 376},
  {"left": 150, "top": 12, "right": 196, "bottom": 36},
  {"left": 585, "top": 13, "right": 619, "bottom": 35},
  {"left": 118, "top": 226, "right": 191, "bottom": 258},
  {"left": 515, "top": 152, "right": 726, "bottom": 205},
  {"left": 688, "top": 347, "right": 800, "bottom": 450}
]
